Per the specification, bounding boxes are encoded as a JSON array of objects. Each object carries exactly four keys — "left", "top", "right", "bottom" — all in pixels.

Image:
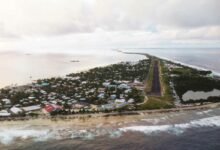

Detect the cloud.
[
  {"left": 0, "top": 0, "right": 219, "bottom": 50},
  {"left": 0, "top": 22, "right": 20, "bottom": 40}
]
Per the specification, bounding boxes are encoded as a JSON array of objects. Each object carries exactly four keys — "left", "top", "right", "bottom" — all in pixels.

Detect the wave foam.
[
  {"left": 1, "top": 116, "right": 220, "bottom": 145},
  {"left": 120, "top": 116, "right": 220, "bottom": 135},
  {"left": 0, "top": 128, "right": 51, "bottom": 145}
]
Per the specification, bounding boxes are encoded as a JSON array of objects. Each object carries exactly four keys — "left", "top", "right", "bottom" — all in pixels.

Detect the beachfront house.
[
  {"left": 0, "top": 110, "right": 11, "bottom": 117},
  {"left": 22, "top": 105, "right": 41, "bottom": 112},
  {"left": 99, "top": 103, "right": 115, "bottom": 111},
  {"left": 10, "top": 106, "right": 23, "bottom": 115},
  {"left": 43, "top": 104, "right": 63, "bottom": 113}
]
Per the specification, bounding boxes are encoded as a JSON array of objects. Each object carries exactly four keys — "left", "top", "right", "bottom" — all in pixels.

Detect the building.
[
  {"left": 115, "top": 99, "right": 126, "bottom": 103},
  {"left": 44, "top": 104, "right": 63, "bottom": 113},
  {"left": 10, "top": 107, "right": 23, "bottom": 115},
  {"left": 99, "top": 104, "right": 115, "bottom": 111},
  {"left": 0, "top": 110, "right": 11, "bottom": 117},
  {"left": 22, "top": 105, "right": 41, "bottom": 112},
  {"left": 118, "top": 84, "right": 130, "bottom": 89}
]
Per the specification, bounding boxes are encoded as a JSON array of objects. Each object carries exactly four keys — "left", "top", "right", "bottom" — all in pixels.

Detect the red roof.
[{"left": 44, "top": 104, "right": 63, "bottom": 113}]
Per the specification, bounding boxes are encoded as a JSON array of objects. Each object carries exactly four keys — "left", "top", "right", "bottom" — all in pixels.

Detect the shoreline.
[
  {"left": 0, "top": 102, "right": 219, "bottom": 123},
  {"left": 0, "top": 51, "right": 146, "bottom": 89},
  {"left": 121, "top": 51, "right": 220, "bottom": 75}
]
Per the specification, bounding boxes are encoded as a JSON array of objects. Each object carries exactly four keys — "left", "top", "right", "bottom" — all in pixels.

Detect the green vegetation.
[
  {"left": 0, "top": 59, "right": 150, "bottom": 115},
  {"left": 170, "top": 63, "right": 220, "bottom": 104},
  {"left": 159, "top": 61, "right": 174, "bottom": 103},
  {"left": 138, "top": 59, "right": 175, "bottom": 110},
  {"left": 1, "top": 54, "right": 220, "bottom": 117},
  {"left": 138, "top": 97, "right": 173, "bottom": 110}
]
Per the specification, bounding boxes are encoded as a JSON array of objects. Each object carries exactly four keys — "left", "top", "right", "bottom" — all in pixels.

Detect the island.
[{"left": 0, "top": 53, "right": 220, "bottom": 119}]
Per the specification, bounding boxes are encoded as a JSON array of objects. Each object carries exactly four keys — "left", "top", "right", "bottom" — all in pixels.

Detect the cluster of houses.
[
  {"left": 0, "top": 60, "right": 149, "bottom": 117},
  {"left": 0, "top": 98, "right": 42, "bottom": 117}
]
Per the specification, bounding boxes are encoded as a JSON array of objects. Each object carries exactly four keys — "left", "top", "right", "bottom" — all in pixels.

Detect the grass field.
[{"left": 138, "top": 59, "right": 175, "bottom": 110}]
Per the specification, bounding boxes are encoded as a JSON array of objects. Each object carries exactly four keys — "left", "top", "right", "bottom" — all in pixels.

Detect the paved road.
[{"left": 151, "top": 60, "right": 161, "bottom": 96}]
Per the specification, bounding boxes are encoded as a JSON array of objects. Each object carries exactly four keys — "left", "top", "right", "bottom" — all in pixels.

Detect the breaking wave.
[
  {"left": 120, "top": 116, "right": 220, "bottom": 135},
  {"left": 0, "top": 126, "right": 123, "bottom": 145},
  {"left": 1, "top": 116, "right": 220, "bottom": 145},
  {"left": 0, "top": 127, "right": 52, "bottom": 145}
]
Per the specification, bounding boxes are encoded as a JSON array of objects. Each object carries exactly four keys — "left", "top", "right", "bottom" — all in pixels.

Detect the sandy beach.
[{"left": 1, "top": 102, "right": 220, "bottom": 128}]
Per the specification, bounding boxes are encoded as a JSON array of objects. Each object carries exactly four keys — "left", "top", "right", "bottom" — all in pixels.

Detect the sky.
[{"left": 0, "top": 0, "right": 219, "bottom": 53}]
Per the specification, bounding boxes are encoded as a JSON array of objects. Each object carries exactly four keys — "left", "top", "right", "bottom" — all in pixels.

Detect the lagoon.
[{"left": 0, "top": 50, "right": 145, "bottom": 88}]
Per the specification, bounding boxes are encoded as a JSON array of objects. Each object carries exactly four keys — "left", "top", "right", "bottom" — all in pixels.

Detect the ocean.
[
  {"left": 0, "top": 50, "right": 145, "bottom": 88},
  {"left": 125, "top": 48, "right": 220, "bottom": 74}
]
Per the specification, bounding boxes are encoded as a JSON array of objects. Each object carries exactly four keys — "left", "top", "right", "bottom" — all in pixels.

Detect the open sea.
[
  {"left": 0, "top": 48, "right": 220, "bottom": 150},
  {"left": 126, "top": 48, "right": 220, "bottom": 75}
]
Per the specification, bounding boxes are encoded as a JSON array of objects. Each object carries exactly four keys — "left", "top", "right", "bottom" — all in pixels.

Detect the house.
[
  {"left": 98, "top": 88, "right": 105, "bottom": 93},
  {"left": 119, "top": 94, "right": 124, "bottom": 99},
  {"left": 72, "top": 102, "right": 89, "bottom": 109},
  {"left": 2, "top": 98, "right": 11, "bottom": 105},
  {"left": 115, "top": 99, "right": 126, "bottom": 103},
  {"left": 81, "top": 81, "right": 87, "bottom": 84},
  {"left": 0, "top": 110, "right": 11, "bottom": 117},
  {"left": 28, "top": 96, "right": 35, "bottom": 100},
  {"left": 107, "top": 84, "right": 117, "bottom": 89},
  {"left": 99, "top": 104, "right": 115, "bottom": 110},
  {"left": 110, "top": 94, "right": 117, "bottom": 100},
  {"left": 115, "top": 102, "right": 128, "bottom": 108},
  {"left": 98, "top": 93, "right": 105, "bottom": 99},
  {"left": 10, "top": 107, "right": 23, "bottom": 115},
  {"left": 80, "top": 98, "right": 86, "bottom": 101},
  {"left": 102, "top": 82, "right": 110, "bottom": 87},
  {"left": 22, "top": 105, "right": 41, "bottom": 112},
  {"left": 41, "top": 82, "right": 49, "bottom": 87},
  {"left": 44, "top": 104, "right": 63, "bottom": 113},
  {"left": 128, "top": 98, "right": 135, "bottom": 103},
  {"left": 118, "top": 84, "right": 130, "bottom": 89},
  {"left": 124, "top": 89, "right": 132, "bottom": 94},
  {"left": 40, "top": 90, "right": 47, "bottom": 95}
]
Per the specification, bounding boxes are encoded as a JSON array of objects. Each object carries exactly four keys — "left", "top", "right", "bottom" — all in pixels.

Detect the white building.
[
  {"left": 118, "top": 84, "right": 130, "bottom": 89},
  {"left": 128, "top": 98, "right": 135, "bottom": 103},
  {"left": 22, "top": 105, "right": 41, "bottom": 112},
  {"left": 10, "top": 107, "right": 23, "bottom": 114},
  {"left": 98, "top": 93, "right": 105, "bottom": 99},
  {"left": 0, "top": 110, "right": 11, "bottom": 117},
  {"left": 102, "top": 82, "right": 110, "bottom": 87},
  {"left": 2, "top": 99, "right": 11, "bottom": 105},
  {"left": 115, "top": 99, "right": 126, "bottom": 103}
]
